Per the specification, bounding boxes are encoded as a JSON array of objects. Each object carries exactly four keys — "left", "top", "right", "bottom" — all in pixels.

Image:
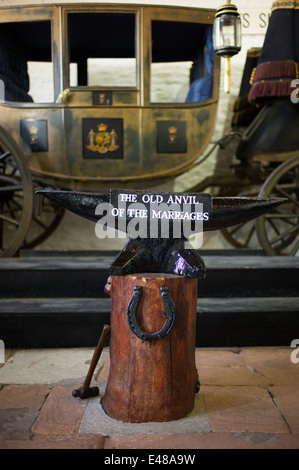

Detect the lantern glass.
[{"left": 213, "top": 14, "right": 241, "bottom": 57}]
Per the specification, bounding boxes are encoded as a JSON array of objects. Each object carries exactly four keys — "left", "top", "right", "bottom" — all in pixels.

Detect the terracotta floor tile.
[
  {"left": 270, "top": 385, "right": 299, "bottom": 434},
  {"left": 0, "top": 434, "right": 104, "bottom": 449},
  {"left": 0, "top": 384, "right": 49, "bottom": 411},
  {"left": 31, "top": 386, "right": 87, "bottom": 436},
  {"left": 240, "top": 347, "right": 299, "bottom": 385},
  {"left": 195, "top": 349, "right": 267, "bottom": 386},
  {"left": 201, "top": 385, "right": 290, "bottom": 434},
  {"left": 104, "top": 431, "right": 299, "bottom": 449}
]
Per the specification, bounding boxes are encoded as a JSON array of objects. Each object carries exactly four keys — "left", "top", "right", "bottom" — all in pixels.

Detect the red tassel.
[
  {"left": 253, "top": 60, "right": 297, "bottom": 82},
  {"left": 248, "top": 79, "right": 293, "bottom": 104}
]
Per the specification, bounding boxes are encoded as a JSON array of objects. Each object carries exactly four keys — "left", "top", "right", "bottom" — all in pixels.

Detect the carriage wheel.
[
  {"left": 220, "top": 186, "right": 262, "bottom": 250},
  {"left": 0, "top": 126, "right": 33, "bottom": 257},
  {"left": 256, "top": 156, "right": 299, "bottom": 256}
]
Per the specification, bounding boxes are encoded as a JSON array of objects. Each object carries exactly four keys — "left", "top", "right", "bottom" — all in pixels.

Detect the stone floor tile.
[
  {"left": 0, "top": 385, "right": 50, "bottom": 441},
  {"left": 0, "top": 384, "right": 49, "bottom": 411},
  {"left": 202, "top": 385, "right": 290, "bottom": 434},
  {"left": 240, "top": 347, "right": 299, "bottom": 385},
  {"left": 0, "top": 434, "right": 105, "bottom": 449},
  {"left": 104, "top": 432, "right": 299, "bottom": 449},
  {"left": 31, "top": 386, "right": 87, "bottom": 436},
  {"left": 270, "top": 386, "right": 299, "bottom": 434},
  {"left": 0, "top": 408, "right": 38, "bottom": 440},
  {"left": 195, "top": 349, "right": 267, "bottom": 386},
  {"left": 0, "top": 348, "right": 106, "bottom": 385},
  {"left": 0, "top": 350, "right": 15, "bottom": 369}
]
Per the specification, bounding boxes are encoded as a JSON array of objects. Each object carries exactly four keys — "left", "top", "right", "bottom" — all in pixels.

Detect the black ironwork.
[{"left": 37, "top": 189, "right": 286, "bottom": 279}]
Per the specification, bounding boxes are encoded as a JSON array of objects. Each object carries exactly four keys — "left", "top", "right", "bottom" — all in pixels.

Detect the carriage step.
[
  {"left": 1, "top": 297, "right": 298, "bottom": 348},
  {"left": 1, "top": 254, "right": 299, "bottom": 299}
]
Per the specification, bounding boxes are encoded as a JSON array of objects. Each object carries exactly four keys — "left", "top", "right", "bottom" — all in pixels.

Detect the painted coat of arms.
[{"left": 83, "top": 118, "right": 123, "bottom": 159}]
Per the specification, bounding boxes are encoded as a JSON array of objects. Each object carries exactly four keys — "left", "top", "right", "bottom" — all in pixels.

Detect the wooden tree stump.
[{"left": 102, "top": 273, "right": 198, "bottom": 423}]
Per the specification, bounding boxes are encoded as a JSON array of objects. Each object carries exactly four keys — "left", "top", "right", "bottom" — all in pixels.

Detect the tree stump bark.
[{"left": 102, "top": 273, "right": 198, "bottom": 423}]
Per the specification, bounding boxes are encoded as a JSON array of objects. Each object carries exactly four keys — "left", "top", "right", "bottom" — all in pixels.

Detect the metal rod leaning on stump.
[{"left": 72, "top": 324, "right": 110, "bottom": 399}]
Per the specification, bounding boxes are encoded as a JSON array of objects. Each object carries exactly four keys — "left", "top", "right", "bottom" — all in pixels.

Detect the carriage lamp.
[{"left": 213, "top": 0, "right": 242, "bottom": 93}]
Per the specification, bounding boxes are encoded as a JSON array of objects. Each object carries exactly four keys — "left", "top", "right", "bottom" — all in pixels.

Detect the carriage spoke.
[
  {"left": 256, "top": 157, "right": 299, "bottom": 255},
  {"left": 0, "top": 203, "right": 3, "bottom": 250},
  {"left": 290, "top": 239, "right": 299, "bottom": 256},
  {"left": 268, "top": 218, "right": 280, "bottom": 236},
  {"left": 275, "top": 185, "right": 299, "bottom": 209},
  {"left": 7, "top": 198, "right": 23, "bottom": 211},
  {"left": 265, "top": 213, "right": 297, "bottom": 228},
  {"left": 0, "top": 128, "right": 33, "bottom": 256},
  {"left": 228, "top": 223, "right": 245, "bottom": 236},
  {"left": 265, "top": 212, "right": 298, "bottom": 218},
  {"left": 5, "top": 199, "right": 23, "bottom": 220},
  {"left": 30, "top": 215, "right": 48, "bottom": 230},
  {"left": 1, "top": 205, "right": 22, "bottom": 216},
  {"left": 0, "top": 151, "right": 11, "bottom": 162},
  {"left": 279, "top": 218, "right": 296, "bottom": 227},
  {"left": 244, "top": 224, "right": 255, "bottom": 246},
  {"left": 0, "top": 213, "right": 20, "bottom": 225},
  {"left": 269, "top": 223, "right": 299, "bottom": 245},
  {"left": 0, "top": 184, "right": 23, "bottom": 192}
]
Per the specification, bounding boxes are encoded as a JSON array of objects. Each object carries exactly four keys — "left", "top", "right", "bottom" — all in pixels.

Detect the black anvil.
[{"left": 37, "top": 189, "right": 285, "bottom": 279}]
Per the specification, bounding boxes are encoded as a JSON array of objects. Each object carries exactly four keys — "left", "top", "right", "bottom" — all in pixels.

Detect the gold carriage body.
[{"left": 0, "top": 2, "right": 220, "bottom": 191}]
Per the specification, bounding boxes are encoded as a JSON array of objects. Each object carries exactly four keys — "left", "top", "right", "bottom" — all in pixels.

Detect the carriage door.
[
  {"left": 141, "top": 8, "right": 218, "bottom": 179},
  {"left": 62, "top": 8, "right": 142, "bottom": 185}
]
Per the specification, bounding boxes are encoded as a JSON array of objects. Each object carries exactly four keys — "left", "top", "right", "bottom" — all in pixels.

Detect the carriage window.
[
  {"left": 0, "top": 21, "right": 53, "bottom": 103},
  {"left": 151, "top": 21, "right": 213, "bottom": 103},
  {"left": 68, "top": 13, "right": 136, "bottom": 87}
]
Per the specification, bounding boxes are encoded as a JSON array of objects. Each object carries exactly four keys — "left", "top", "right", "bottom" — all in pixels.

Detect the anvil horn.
[
  {"left": 36, "top": 190, "right": 109, "bottom": 224},
  {"left": 205, "top": 196, "right": 287, "bottom": 231},
  {"left": 37, "top": 190, "right": 286, "bottom": 232}
]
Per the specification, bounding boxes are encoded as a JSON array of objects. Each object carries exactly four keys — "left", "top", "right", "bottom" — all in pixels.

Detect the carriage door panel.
[
  {"left": 0, "top": 10, "right": 68, "bottom": 178},
  {"left": 141, "top": 12, "right": 218, "bottom": 177},
  {"left": 63, "top": 9, "right": 142, "bottom": 180}
]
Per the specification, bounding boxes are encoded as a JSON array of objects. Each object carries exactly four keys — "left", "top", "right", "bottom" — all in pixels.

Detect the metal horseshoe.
[{"left": 127, "top": 286, "right": 176, "bottom": 341}]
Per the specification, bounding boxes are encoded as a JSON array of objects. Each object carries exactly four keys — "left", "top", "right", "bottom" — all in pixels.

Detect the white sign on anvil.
[{"left": 94, "top": 189, "right": 212, "bottom": 242}]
